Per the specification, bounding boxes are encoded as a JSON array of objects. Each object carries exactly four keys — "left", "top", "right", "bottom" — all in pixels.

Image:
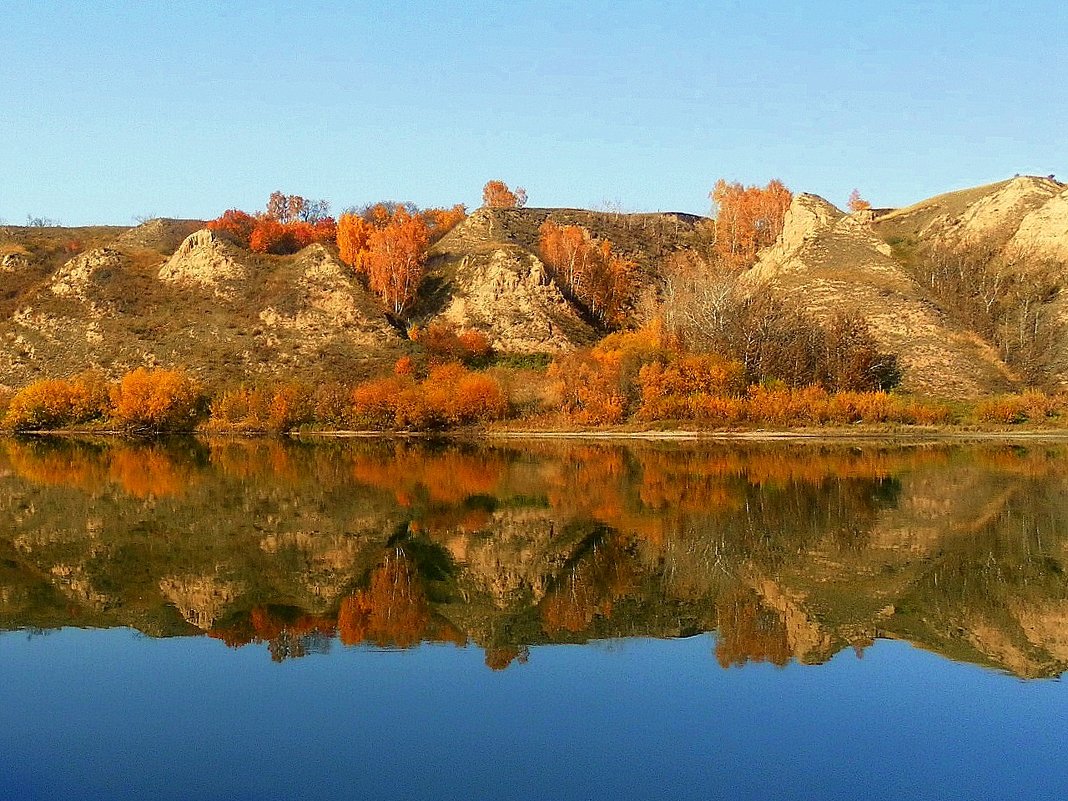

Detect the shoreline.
[{"left": 8, "top": 426, "right": 1068, "bottom": 445}]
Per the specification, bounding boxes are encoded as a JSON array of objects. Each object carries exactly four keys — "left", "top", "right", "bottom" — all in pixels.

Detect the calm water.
[{"left": 1, "top": 437, "right": 1066, "bottom": 800}]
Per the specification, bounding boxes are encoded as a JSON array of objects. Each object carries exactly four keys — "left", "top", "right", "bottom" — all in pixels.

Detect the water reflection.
[{"left": 1, "top": 436, "right": 1067, "bottom": 677}]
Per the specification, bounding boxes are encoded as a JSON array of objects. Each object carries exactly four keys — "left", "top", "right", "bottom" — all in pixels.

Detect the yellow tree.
[
  {"left": 709, "top": 179, "right": 792, "bottom": 269},
  {"left": 367, "top": 209, "right": 431, "bottom": 315},
  {"left": 482, "top": 180, "right": 526, "bottom": 208},
  {"left": 336, "top": 212, "right": 375, "bottom": 274},
  {"left": 848, "top": 189, "right": 872, "bottom": 212}
]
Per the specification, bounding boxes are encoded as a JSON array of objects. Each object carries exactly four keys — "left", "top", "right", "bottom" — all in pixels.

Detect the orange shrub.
[
  {"left": 2, "top": 373, "right": 110, "bottom": 431},
  {"left": 423, "top": 363, "right": 509, "bottom": 426},
  {"left": 551, "top": 324, "right": 674, "bottom": 424},
  {"left": 207, "top": 209, "right": 257, "bottom": 247},
  {"left": 349, "top": 365, "right": 508, "bottom": 430},
  {"left": 637, "top": 354, "right": 745, "bottom": 421},
  {"left": 351, "top": 375, "right": 413, "bottom": 429},
  {"left": 550, "top": 348, "right": 628, "bottom": 424},
  {"left": 110, "top": 368, "right": 202, "bottom": 432},
  {"left": 414, "top": 320, "right": 492, "bottom": 364},
  {"left": 207, "top": 383, "right": 313, "bottom": 432},
  {"left": 972, "top": 393, "right": 1064, "bottom": 425},
  {"left": 265, "top": 383, "right": 313, "bottom": 432}
]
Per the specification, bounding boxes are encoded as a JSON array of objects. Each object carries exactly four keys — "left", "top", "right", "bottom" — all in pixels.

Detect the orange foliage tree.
[
  {"left": 336, "top": 203, "right": 464, "bottom": 316},
  {"left": 538, "top": 220, "right": 635, "bottom": 326},
  {"left": 482, "top": 180, "right": 527, "bottom": 209},
  {"left": 366, "top": 208, "right": 431, "bottom": 315},
  {"left": 336, "top": 212, "right": 375, "bottom": 272},
  {"left": 424, "top": 204, "right": 467, "bottom": 242},
  {"left": 207, "top": 209, "right": 257, "bottom": 244},
  {"left": 1, "top": 373, "right": 109, "bottom": 431},
  {"left": 709, "top": 178, "right": 792, "bottom": 269},
  {"left": 207, "top": 193, "right": 335, "bottom": 254},
  {"left": 848, "top": 189, "right": 872, "bottom": 212},
  {"left": 109, "top": 368, "right": 203, "bottom": 432}
]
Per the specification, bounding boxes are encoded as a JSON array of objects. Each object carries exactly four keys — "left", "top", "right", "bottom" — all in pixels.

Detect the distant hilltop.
[{"left": 1, "top": 175, "right": 1066, "bottom": 399}]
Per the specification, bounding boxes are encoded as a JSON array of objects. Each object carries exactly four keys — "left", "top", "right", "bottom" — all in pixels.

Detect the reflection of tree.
[
  {"left": 714, "top": 584, "right": 791, "bottom": 668},
  {"left": 484, "top": 645, "right": 529, "bottom": 671},
  {"left": 107, "top": 445, "right": 197, "bottom": 499},
  {"left": 6, "top": 438, "right": 1068, "bottom": 676},
  {"left": 540, "top": 531, "right": 639, "bottom": 635},
  {"left": 338, "top": 544, "right": 465, "bottom": 649},
  {"left": 349, "top": 444, "right": 509, "bottom": 533},
  {"left": 338, "top": 546, "right": 429, "bottom": 648},
  {"left": 209, "top": 606, "right": 336, "bottom": 663},
  {"left": 2, "top": 437, "right": 201, "bottom": 499}
]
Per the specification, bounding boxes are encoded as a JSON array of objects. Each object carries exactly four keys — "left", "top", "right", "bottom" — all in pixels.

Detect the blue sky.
[{"left": 1, "top": 1, "right": 1065, "bottom": 225}]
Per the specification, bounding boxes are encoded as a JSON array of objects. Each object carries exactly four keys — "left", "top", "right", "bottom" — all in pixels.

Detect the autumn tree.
[
  {"left": 847, "top": 189, "right": 872, "bottom": 212},
  {"left": 337, "top": 212, "right": 375, "bottom": 273},
  {"left": 109, "top": 368, "right": 203, "bottom": 432},
  {"left": 709, "top": 178, "right": 792, "bottom": 269},
  {"left": 207, "top": 209, "right": 257, "bottom": 247},
  {"left": 248, "top": 218, "right": 300, "bottom": 254},
  {"left": 482, "top": 180, "right": 527, "bottom": 209},
  {"left": 538, "top": 220, "right": 636, "bottom": 326},
  {"left": 662, "top": 252, "right": 900, "bottom": 391},
  {"left": 366, "top": 208, "right": 431, "bottom": 315},
  {"left": 265, "top": 191, "right": 328, "bottom": 224},
  {"left": 207, "top": 193, "right": 335, "bottom": 254},
  {"left": 424, "top": 203, "right": 467, "bottom": 242}
]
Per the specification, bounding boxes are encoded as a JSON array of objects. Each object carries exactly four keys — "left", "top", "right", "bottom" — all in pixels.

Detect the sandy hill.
[
  {"left": 874, "top": 175, "right": 1063, "bottom": 249},
  {"left": 420, "top": 206, "right": 703, "bottom": 350},
  {"left": 742, "top": 194, "right": 1015, "bottom": 396},
  {"left": 740, "top": 176, "right": 1068, "bottom": 396},
  {"left": 0, "top": 221, "right": 403, "bottom": 388},
  {"left": 1, "top": 179, "right": 1065, "bottom": 397}
]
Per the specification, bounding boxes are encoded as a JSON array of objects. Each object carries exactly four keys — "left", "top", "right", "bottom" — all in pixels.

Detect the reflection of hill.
[{"left": 0, "top": 437, "right": 1066, "bottom": 677}]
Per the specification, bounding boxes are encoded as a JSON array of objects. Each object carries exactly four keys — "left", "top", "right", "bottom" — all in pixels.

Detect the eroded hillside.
[{"left": 1, "top": 177, "right": 1066, "bottom": 399}]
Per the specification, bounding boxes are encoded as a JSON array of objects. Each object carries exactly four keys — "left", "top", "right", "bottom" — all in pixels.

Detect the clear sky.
[{"left": 1, "top": 1, "right": 1065, "bottom": 225}]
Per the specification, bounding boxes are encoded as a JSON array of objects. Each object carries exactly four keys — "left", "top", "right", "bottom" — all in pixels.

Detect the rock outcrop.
[
  {"left": 425, "top": 209, "right": 598, "bottom": 352},
  {"left": 744, "top": 193, "right": 1014, "bottom": 397},
  {"left": 51, "top": 247, "right": 126, "bottom": 298},
  {"left": 158, "top": 229, "right": 248, "bottom": 295}
]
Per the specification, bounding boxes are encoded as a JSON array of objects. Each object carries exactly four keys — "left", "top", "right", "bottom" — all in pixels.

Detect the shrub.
[
  {"left": 413, "top": 320, "right": 492, "bottom": 364},
  {"left": 312, "top": 382, "right": 353, "bottom": 429},
  {"left": 110, "top": 368, "right": 203, "bottom": 432},
  {"left": 2, "top": 373, "right": 110, "bottom": 431},
  {"left": 351, "top": 376, "right": 413, "bottom": 429},
  {"left": 972, "top": 392, "right": 1064, "bottom": 425},
  {"left": 349, "top": 365, "right": 508, "bottom": 430},
  {"left": 637, "top": 354, "right": 745, "bottom": 421},
  {"left": 550, "top": 325, "right": 668, "bottom": 424},
  {"left": 206, "top": 383, "right": 313, "bottom": 433}
]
